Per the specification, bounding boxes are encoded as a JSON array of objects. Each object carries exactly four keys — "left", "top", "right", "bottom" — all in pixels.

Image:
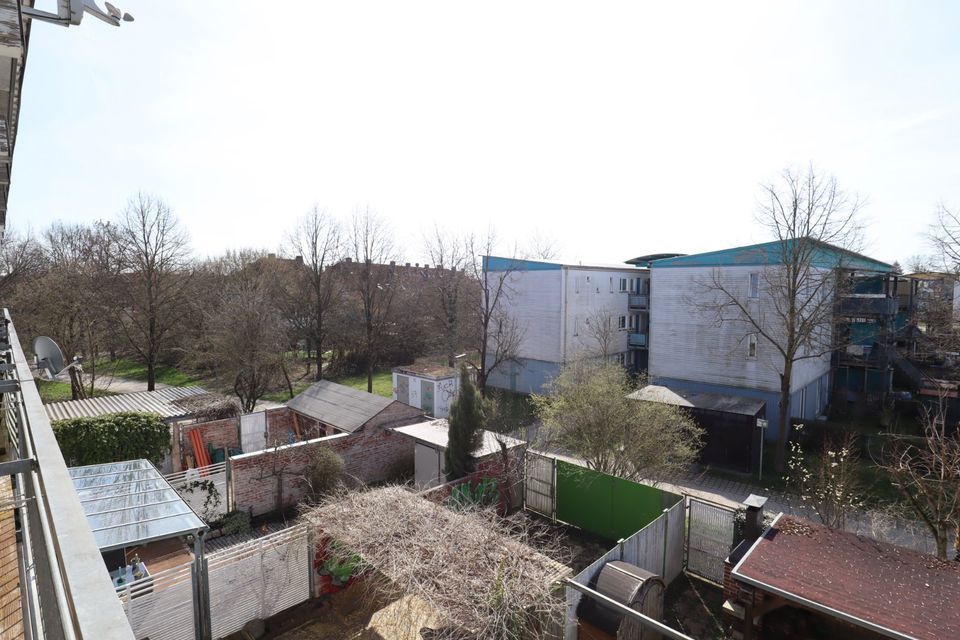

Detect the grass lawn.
[
  {"left": 36, "top": 380, "right": 119, "bottom": 404},
  {"left": 261, "top": 369, "right": 394, "bottom": 402},
  {"left": 99, "top": 357, "right": 198, "bottom": 386}
]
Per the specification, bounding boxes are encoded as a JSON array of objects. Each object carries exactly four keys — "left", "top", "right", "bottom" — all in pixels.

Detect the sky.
[{"left": 9, "top": 1, "right": 960, "bottom": 266}]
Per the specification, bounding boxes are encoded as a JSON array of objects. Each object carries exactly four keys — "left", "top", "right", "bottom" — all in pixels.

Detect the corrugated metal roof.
[
  {"left": 287, "top": 380, "right": 393, "bottom": 433},
  {"left": 69, "top": 459, "right": 207, "bottom": 552},
  {"left": 393, "top": 419, "right": 525, "bottom": 457},
  {"left": 628, "top": 385, "right": 765, "bottom": 416},
  {"left": 45, "top": 386, "right": 209, "bottom": 422}
]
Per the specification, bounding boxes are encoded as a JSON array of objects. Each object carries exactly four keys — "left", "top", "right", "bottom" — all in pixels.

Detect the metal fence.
[
  {"left": 116, "top": 560, "right": 197, "bottom": 640},
  {"left": 563, "top": 499, "right": 685, "bottom": 639},
  {"left": 685, "top": 497, "right": 736, "bottom": 584},
  {"left": 206, "top": 524, "right": 313, "bottom": 639},
  {"left": 165, "top": 462, "right": 231, "bottom": 523},
  {"left": 524, "top": 451, "right": 556, "bottom": 518}
]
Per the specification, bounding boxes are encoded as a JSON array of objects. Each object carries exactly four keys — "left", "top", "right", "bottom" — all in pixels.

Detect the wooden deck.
[
  {"left": 124, "top": 537, "right": 194, "bottom": 575},
  {"left": 0, "top": 476, "right": 23, "bottom": 640}
]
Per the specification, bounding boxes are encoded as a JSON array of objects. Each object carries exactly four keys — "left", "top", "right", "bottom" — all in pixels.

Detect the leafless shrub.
[{"left": 301, "top": 485, "right": 571, "bottom": 639}]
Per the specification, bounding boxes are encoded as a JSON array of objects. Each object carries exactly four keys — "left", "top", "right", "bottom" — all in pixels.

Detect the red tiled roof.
[{"left": 733, "top": 515, "right": 960, "bottom": 640}]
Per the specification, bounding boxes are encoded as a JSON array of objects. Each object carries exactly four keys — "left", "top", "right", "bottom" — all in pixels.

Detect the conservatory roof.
[{"left": 69, "top": 459, "right": 207, "bottom": 551}]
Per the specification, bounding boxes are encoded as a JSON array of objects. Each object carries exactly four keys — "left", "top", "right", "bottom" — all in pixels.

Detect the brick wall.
[
  {"left": 264, "top": 407, "right": 326, "bottom": 446},
  {"left": 419, "top": 449, "right": 523, "bottom": 515},
  {"left": 181, "top": 417, "right": 240, "bottom": 466},
  {"left": 364, "top": 401, "right": 425, "bottom": 431},
  {"left": 230, "top": 422, "right": 417, "bottom": 517}
]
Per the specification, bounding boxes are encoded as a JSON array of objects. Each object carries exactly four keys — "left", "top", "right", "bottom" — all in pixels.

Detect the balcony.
[
  {"left": 628, "top": 332, "right": 648, "bottom": 348},
  {"left": 838, "top": 295, "right": 898, "bottom": 317},
  {"left": 0, "top": 311, "right": 135, "bottom": 639},
  {"left": 628, "top": 294, "right": 649, "bottom": 309}
]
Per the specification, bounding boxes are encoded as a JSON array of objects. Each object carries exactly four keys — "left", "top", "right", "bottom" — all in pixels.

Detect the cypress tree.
[{"left": 445, "top": 365, "right": 485, "bottom": 480}]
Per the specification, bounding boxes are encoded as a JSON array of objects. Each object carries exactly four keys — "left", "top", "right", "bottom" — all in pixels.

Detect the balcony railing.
[
  {"left": 838, "top": 295, "right": 898, "bottom": 317},
  {"left": 628, "top": 332, "right": 648, "bottom": 348},
  {"left": 628, "top": 294, "right": 649, "bottom": 309},
  {"left": 1, "top": 310, "right": 135, "bottom": 640}
]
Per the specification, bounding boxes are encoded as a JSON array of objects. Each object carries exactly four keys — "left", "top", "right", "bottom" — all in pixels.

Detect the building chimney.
[
  {"left": 405, "top": 263, "right": 411, "bottom": 267},
  {"left": 415, "top": 263, "right": 419, "bottom": 267},
  {"left": 389, "top": 260, "right": 396, "bottom": 266},
  {"left": 345, "top": 257, "right": 353, "bottom": 263},
  {"left": 294, "top": 255, "right": 303, "bottom": 264},
  {"left": 268, "top": 253, "right": 277, "bottom": 259},
  {"left": 742, "top": 494, "right": 768, "bottom": 543}
]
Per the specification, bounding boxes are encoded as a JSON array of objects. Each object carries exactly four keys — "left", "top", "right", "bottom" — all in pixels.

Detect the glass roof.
[{"left": 69, "top": 459, "right": 207, "bottom": 551}]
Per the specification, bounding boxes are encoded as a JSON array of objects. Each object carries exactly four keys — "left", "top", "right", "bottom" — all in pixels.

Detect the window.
[
  {"left": 747, "top": 334, "right": 758, "bottom": 358},
  {"left": 609, "top": 277, "right": 614, "bottom": 293},
  {"left": 575, "top": 276, "right": 581, "bottom": 294},
  {"left": 619, "top": 278, "right": 628, "bottom": 292},
  {"left": 629, "top": 314, "right": 637, "bottom": 330},
  {"left": 617, "top": 352, "right": 627, "bottom": 366},
  {"left": 749, "top": 272, "right": 760, "bottom": 299},
  {"left": 573, "top": 316, "right": 579, "bottom": 336},
  {"left": 618, "top": 315, "right": 627, "bottom": 330},
  {"left": 629, "top": 277, "right": 635, "bottom": 293}
]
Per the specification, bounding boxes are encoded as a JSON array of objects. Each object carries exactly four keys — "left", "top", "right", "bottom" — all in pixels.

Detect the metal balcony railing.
[
  {"left": 1, "top": 310, "right": 135, "bottom": 640},
  {"left": 838, "top": 295, "right": 898, "bottom": 317},
  {"left": 628, "top": 332, "right": 648, "bottom": 348},
  {"left": 628, "top": 294, "right": 649, "bottom": 309}
]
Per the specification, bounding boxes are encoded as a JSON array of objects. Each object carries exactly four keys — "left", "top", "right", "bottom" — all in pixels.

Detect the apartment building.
[
  {"left": 647, "top": 240, "right": 895, "bottom": 440},
  {"left": 482, "top": 256, "right": 649, "bottom": 393}
]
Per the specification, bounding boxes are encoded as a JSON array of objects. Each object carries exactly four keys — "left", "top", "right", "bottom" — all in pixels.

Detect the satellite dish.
[
  {"left": 82, "top": 0, "right": 134, "bottom": 26},
  {"left": 33, "top": 337, "right": 67, "bottom": 378}
]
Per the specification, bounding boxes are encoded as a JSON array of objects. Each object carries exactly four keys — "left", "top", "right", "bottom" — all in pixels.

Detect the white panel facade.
[
  {"left": 561, "top": 267, "right": 647, "bottom": 361},
  {"left": 649, "top": 265, "right": 830, "bottom": 393},
  {"left": 490, "top": 269, "right": 564, "bottom": 362}
]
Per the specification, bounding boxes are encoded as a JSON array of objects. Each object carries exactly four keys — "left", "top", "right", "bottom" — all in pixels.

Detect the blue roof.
[
  {"left": 649, "top": 239, "right": 892, "bottom": 273},
  {"left": 483, "top": 256, "right": 561, "bottom": 272}
]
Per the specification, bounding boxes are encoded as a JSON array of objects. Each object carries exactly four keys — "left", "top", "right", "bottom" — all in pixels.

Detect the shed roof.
[
  {"left": 69, "top": 459, "right": 207, "bottom": 552},
  {"left": 393, "top": 419, "right": 525, "bottom": 457},
  {"left": 732, "top": 515, "right": 960, "bottom": 640},
  {"left": 287, "top": 380, "right": 394, "bottom": 433},
  {"left": 45, "top": 386, "right": 210, "bottom": 422},
  {"left": 393, "top": 363, "right": 459, "bottom": 379},
  {"left": 628, "top": 385, "right": 765, "bottom": 417}
]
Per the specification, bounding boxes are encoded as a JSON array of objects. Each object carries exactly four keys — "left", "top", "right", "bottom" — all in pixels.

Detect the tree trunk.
[
  {"left": 774, "top": 366, "right": 793, "bottom": 473},
  {"left": 315, "top": 339, "right": 324, "bottom": 382},
  {"left": 281, "top": 359, "right": 294, "bottom": 399},
  {"left": 367, "top": 362, "right": 374, "bottom": 393},
  {"left": 935, "top": 530, "right": 948, "bottom": 561},
  {"left": 147, "top": 360, "right": 156, "bottom": 392}
]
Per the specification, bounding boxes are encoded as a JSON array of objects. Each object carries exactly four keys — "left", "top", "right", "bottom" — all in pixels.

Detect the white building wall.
[
  {"left": 561, "top": 267, "right": 647, "bottom": 360},
  {"left": 490, "top": 269, "right": 565, "bottom": 362},
  {"left": 649, "top": 265, "right": 831, "bottom": 394}
]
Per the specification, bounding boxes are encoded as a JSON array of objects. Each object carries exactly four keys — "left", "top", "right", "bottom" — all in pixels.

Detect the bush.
[
  {"left": 52, "top": 412, "right": 170, "bottom": 466},
  {"left": 301, "top": 446, "right": 345, "bottom": 500}
]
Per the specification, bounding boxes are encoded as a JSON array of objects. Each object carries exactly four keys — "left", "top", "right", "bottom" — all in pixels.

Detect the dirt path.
[{"left": 92, "top": 374, "right": 171, "bottom": 394}]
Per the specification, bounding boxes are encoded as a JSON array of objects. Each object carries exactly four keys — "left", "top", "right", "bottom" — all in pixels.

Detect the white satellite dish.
[{"left": 33, "top": 337, "right": 67, "bottom": 379}]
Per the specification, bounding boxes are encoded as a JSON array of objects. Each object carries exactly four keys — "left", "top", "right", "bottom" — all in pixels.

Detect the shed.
[
  {"left": 392, "top": 419, "right": 525, "bottom": 488},
  {"left": 628, "top": 385, "right": 764, "bottom": 474},
  {"left": 392, "top": 364, "right": 461, "bottom": 418},
  {"left": 45, "top": 386, "right": 212, "bottom": 422},
  {"left": 287, "top": 380, "right": 424, "bottom": 434},
  {"left": 728, "top": 514, "right": 960, "bottom": 640}
]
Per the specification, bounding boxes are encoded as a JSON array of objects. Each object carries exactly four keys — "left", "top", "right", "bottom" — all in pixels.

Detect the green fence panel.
[{"left": 555, "top": 461, "right": 672, "bottom": 541}]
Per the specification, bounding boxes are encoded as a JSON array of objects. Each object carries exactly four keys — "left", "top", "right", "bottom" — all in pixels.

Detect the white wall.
[
  {"left": 488, "top": 266, "right": 647, "bottom": 365},
  {"left": 561, "top": 267, "right": 648, "bottom": 360},
  {"left": 392, "top": 372, "right": 460, "bottom": 419},
  {"left": 649, "top": 265, "right": 830, "bottom": 393}
]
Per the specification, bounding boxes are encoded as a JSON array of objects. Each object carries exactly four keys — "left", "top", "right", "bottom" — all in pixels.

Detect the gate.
[
  {"left": 117, "top": 559, "right": 196, "bottom": 640},
  {"left": 686, "top": 497, "right": 736, "bottom": 584},
  {"left": 524, "top": 452, "right": 556, "bottom": 518},
  {"left": 240, "top": 411, "right": 267, "bottom": 453}
]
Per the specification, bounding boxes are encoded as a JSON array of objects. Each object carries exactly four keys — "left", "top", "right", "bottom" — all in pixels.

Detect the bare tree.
[
  {"left": 931, "top": 204, "right": 960, "bottom": 273},
  {"left": 466, "top": 230, "right": 524, "bottom": 395},
  {"left": 883, "top": 397, "right": 960, "bottom": 560},
  {"left": 0, "top": 228, "right": 43, "bottom": 299},
  {"left": 697, "top": 166, "right": 865, "bottom": 471},
  {"left": 533, "top": 360, "right": 703, "bottom": 482},
  {"left": 423, "top": 226, "right": 474, "bottom": 367},
  {"left": 112, "top": 193, "right": 193, "bottom": 391},
  {"left": 345, "top": 208, "right": 400, "bottom": 393},
  {"left": 198, "top": 251, "right": 287, "bottom": 411},
  {"left": 579, "top": 306, "right": 618, "bottom": 358},
  {"left": 285, "top": 207, "right": 342, "bottom": 380},
  {"left": 784, "top": 426, "right": 864, "bottom": 529},
  {"left": 527, "top": 230, "right": 561, "bottom": 261}
]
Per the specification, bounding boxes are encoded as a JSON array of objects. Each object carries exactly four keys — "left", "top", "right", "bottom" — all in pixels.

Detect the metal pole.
[
  {"left": 661, "top": 507, "right": 670, "bottom": 579},
  {"left": 562, "top": 579, "right": 696, "bottom": 640}
]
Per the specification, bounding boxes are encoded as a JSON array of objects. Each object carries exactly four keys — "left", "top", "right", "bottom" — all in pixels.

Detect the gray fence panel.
[
  {"left": 524, "top": 452, "right": 556, "bottom": 518},
  {"left": 686, "top": 498, "right": 736, "bottom": 584}
]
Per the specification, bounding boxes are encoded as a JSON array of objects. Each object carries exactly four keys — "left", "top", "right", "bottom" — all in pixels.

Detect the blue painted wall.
[{"left": 484, "top": 356, "right": 562, "bottom": 395}]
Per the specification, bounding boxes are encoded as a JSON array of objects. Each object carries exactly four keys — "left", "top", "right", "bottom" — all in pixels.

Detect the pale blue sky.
[{"left": 9, "top": 1, "right": 959, "bottom": 265}]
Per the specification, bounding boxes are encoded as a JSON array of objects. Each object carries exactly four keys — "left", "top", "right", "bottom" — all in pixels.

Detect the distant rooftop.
[
  {"left": 650, "top": 239, "right": 893, "bottom": 273},
  {"left": 483, "top": 255, "right": 646, "bottom": 273},
  {"left": 624, "top": 253, "right": 686, "bottom": 267},
  {"left": 393, "top": 363, "right": 459, "bottom": 379},
  {"left": 733, "top": 515, "right": 960, "bottom": 640},
  {"left": 393, "top": 419, "right": 525, "bottom": 457},
  {"left": 628, "top": 385, "right": 765, "bottom": 416},
  {"left": 45, "top": 386, "right": 211, "bottom": 422},
  {"left": 287, "top": 380, "right": 396, "bottom": 433}
]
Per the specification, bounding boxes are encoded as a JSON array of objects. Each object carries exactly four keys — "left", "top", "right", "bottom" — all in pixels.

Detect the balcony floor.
[{"left": 1, "top": 476, "right": 23, "bottom": 640}]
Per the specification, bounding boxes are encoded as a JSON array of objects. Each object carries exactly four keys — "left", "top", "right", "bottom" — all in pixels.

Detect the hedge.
[{"left": 52, "top": 412, "right": 170, "bottom": 467}]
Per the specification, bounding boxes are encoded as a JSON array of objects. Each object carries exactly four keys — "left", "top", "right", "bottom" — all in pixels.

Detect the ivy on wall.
[{"left": 53, "top": 412, "right": 171, "bottom": 467}]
